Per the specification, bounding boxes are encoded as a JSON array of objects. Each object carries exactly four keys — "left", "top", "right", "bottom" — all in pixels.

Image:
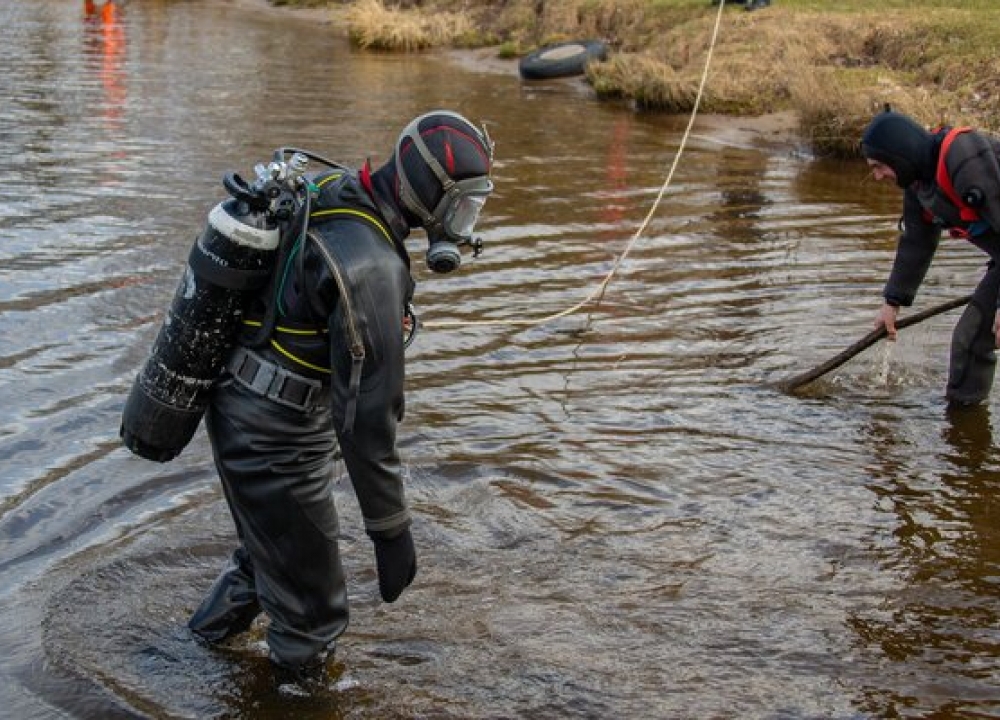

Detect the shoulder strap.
[
  {"left": 242, "top": 202, "right": 309, "bottom": 348},
  {"left": 936, "top": 127, "right": 981, "bottom": 223},
  {"left": 310, "top": 206, "right": 395, "bottom": 247}
]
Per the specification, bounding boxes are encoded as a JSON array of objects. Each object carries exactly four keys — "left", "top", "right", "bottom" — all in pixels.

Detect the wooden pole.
[{"left": 774, "top": 294, "right": 973, "bottom": 393}]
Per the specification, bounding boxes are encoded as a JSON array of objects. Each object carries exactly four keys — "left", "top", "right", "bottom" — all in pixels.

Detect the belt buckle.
[
  {"left": 268, "top": 367, "right": 317, "bottom": 412},
  {"left": 265, "top": 367, "right": 290, "bottom": 406},
  {"left": 299, "top": 382, "right": 319, "bottom": 410},
  {"left": 249, "top": 359, "right": 277, "bottom": 397},
  {"left": 232, "top": 348, "right": 320, "bottom": 412}
]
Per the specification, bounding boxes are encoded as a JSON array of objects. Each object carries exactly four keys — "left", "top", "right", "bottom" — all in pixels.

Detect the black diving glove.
[{"left": 370, "top": 527, "right": 417, "bottom": 603}]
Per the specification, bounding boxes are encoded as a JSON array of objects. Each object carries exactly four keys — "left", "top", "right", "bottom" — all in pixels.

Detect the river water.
[{"left": 3, "top": 1, "right": 1000, "bottom": 718}]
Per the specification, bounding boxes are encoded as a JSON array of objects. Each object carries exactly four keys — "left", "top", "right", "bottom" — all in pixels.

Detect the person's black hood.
[{"left": 860, "top": 110, "right": 937, "bottom": 189}]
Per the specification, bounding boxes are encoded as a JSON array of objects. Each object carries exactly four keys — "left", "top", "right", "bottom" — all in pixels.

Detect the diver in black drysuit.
[
  {"left": 187, "top": 110, "right": 494, "bottom": 684},
  {"left": 861, "top": 109, "right": 1000, "bottom": 406}
]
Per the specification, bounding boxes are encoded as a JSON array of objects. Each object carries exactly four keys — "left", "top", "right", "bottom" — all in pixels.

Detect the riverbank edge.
[{"left": 212, "top": 0, "right": 808, "bottom": 154}]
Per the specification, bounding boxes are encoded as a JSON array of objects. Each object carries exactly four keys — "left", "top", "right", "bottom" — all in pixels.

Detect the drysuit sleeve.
[
  {"left": 883, "top": 190, "right": 941, "bottom": 307},
  {"left": 947, "top": 132, "right": 1000, "bottom": 237},
  {"left": 321, "top": 241, "right": 412, "bottom": 540}
]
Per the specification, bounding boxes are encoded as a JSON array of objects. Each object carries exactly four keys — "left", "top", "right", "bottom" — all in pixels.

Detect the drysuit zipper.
[{"left": 306, "top": 229, "right": 365, "bottom": 434}]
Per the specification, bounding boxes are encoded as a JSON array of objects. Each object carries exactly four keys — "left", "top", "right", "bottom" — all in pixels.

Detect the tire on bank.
[{"left": 518, "top": 40, "right": 609, "bottom": 80}]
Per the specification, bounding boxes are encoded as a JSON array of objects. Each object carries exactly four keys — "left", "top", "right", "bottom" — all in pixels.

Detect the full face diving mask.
[{"left": 396, "top": 114, "right": 494, "bottom": 274}]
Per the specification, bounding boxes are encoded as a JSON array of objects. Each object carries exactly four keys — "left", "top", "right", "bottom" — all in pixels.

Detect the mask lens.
[
  {"left": 446, "top": 193, "right": 488, "bottom": 239},
  {"left": 442, "top": 175, "right": 492, "bottom": 239}
]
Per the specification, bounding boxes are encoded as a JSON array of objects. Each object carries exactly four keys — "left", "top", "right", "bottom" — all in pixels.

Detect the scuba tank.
[{"left": 121, "top": 151, "right": 313, "bottom": 462}]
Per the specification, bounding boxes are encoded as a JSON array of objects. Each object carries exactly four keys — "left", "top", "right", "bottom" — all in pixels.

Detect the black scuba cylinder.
[{"left": 120, "top": 192, "right": 282, "bottom": 462}]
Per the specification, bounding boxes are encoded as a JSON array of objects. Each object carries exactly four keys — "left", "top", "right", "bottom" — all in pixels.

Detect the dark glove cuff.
[
  {"left": 363, "top": 508, "right": 411, "bottom": 538},
  {"left": 367, "top": 519, "right": 411, "bottom": 542}
]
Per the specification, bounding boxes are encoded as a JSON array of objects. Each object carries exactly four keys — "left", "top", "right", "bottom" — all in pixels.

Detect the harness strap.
[
  {"left": 310, "top": 207, "right": 395, "bottom": 247},
  {"left": 937, "top": 127, "right": 980, "bottom": 224},
  {"left": 227, "top": 346, "right": 323, "bottom": 412},
  {"left": 343, "top": 345, "right": 364, "bottom": 438}
]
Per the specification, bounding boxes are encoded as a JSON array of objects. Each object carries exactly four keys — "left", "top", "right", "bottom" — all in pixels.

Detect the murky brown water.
[{"left": 3, "top": 1, "right": 1000, "bottom": 718}]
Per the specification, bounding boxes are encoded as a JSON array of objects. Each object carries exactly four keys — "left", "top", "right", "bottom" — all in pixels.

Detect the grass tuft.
[{"left": 345, "top": 0, "right": 478, "bottom": 52}]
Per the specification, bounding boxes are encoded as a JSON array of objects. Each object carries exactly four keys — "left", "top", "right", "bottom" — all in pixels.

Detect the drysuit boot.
[
  {"left": 270, "top": 649, "right": 329, "bottom": 689},
  {"left": 188, "top": 546, "right": 261, "bottom": 643},
  {"left": 947, "top": 267, "right": 1000, "bottom": 406}
]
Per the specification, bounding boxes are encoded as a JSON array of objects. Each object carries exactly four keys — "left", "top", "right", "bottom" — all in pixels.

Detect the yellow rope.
[{"left": 423, "top": 2, "right": 726, "bottom": 331}]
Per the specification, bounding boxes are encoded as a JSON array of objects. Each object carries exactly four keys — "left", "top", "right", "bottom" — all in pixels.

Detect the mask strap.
[
  {"left": 395, "top": 119, "right": 441, "bottom": 231},
  {"left": 408, "top": 129, "right": 456, "bottom": 194},
  {"left": 397, "top": 163, "right": 438, "bottom": 231}
]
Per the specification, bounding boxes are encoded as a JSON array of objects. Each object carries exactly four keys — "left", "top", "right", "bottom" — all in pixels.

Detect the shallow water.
[{"left": 2, "top": 1, "right": 1000, "bottom": 718}]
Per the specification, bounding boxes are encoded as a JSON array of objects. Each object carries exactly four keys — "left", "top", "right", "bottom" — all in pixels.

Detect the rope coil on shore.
[{"left": 422, "top": 1, "right": 727, "bottom": 331}]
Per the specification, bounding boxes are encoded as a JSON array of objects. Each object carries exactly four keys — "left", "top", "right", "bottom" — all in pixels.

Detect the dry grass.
[
  {"left": 588, "top": 54, "right": 700, "bottom": 112},
  {"left": 345, "top": 0, "right": 479, "bottom": 51},
  {"left": 582, "top": 5, "right": 1000, "bottom": 156}
]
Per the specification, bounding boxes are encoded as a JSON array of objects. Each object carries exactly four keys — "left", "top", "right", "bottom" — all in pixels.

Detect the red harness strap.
[{"left": 936, "top": 126, "right": 980, "bottom": 224}]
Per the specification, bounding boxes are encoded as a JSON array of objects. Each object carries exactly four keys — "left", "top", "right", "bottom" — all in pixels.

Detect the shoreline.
[
  {"left": 214, "top": 1, "right": 1000, "bottom": 159},
  {"left": 211, "top": 0, "right": 806, "bottom": 152},
  {"left": 216, "top": 0, "right": 344, "bottom": 26}
]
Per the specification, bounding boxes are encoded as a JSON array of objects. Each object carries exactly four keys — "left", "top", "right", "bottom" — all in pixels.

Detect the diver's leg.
[
  {"left": 202, "top": 379, "right": 348, "bottom": 680},
  {"left": 187, "top": 545, "right": 261, "bottom": 642},
  {"left": 947, "top": 264, "right": 1000, "bottom": 406}
]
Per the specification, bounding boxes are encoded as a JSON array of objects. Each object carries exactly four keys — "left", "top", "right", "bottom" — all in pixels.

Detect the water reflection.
[
  {"left": 850, "top": 405, "right": 1000, "bottom": 717},
  {"left": 83, "top": 0, "right": 126, "bottom": 133},
  {"left": 3, "top": 1, "right": 1000, "bottom": 718},
  {"left": 714, "top": 145, "right": 773, "bottom": 226},
  {"left": 596, "top": 115, "right": 632, "bottom": 234}
]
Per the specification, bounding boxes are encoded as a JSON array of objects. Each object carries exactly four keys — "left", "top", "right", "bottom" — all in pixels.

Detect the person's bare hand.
[{"left": 876, "top": 303, "right": 899, "bottom": 341}]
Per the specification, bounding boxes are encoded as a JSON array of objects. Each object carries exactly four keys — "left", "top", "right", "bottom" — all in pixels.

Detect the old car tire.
[{"left": 518, "top": 40, "right": 609, "bottom": 80}]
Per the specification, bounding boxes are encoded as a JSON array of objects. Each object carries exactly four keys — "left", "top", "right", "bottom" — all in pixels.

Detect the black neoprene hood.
[{"left": 861, "top": 110, "right": 935, "bottom": 189}]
